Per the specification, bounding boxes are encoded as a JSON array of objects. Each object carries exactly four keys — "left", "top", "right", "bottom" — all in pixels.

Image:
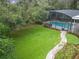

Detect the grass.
[
  {"left": 55, "top": 44, "right": 76, "bottom": 59},
  {"left": 12, "top": 25, "right": 60, "bottom": 59},
  {"left": 11, "top": 25, "right": 79, "bottom": 59},
  {"left": 67, "top": 34, "right": 79, "bottom": 45},
  {"left": 55, "top": 33, "right": 79, "bottom": 59}
]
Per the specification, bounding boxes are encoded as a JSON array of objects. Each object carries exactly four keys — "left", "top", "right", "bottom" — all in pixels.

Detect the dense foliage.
[{"left": 0, "top": 38, "right": 14, "bottom": 59}]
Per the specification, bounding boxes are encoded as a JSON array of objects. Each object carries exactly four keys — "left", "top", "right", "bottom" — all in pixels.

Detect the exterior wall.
[{"left": 73, "top": 23, "right": 79, "bottom": 35}]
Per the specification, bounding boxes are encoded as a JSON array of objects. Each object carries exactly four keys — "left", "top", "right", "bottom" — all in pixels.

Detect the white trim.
[{"left": 72, "top": 15, "right": 79, "bottom": 20}]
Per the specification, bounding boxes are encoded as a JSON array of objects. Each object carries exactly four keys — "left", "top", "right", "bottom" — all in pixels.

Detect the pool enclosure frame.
[{"left": 48, "top": 10, "right": 79, "bottom": 32}]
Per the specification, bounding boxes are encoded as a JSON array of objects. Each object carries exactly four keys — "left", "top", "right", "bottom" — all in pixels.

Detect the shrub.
[
  {"left": 35, "top": 21, "right": 43, "bottom": 25},
  {"left": 0, "top": 38, "right": 14, "bottom": 57},
  {"left": 0, "top": 23, "right": 10, "bottom": 36}
]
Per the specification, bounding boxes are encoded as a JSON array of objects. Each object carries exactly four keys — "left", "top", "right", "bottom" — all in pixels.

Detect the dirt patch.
[
  {"left": 74, "top": 45, "right": 79, "bottom": 59},
  {"left": 75, "top": 54, "right": 79, "bottom": 59},
  {"left": 76, "top": 45, "right": 79, "bottom": 49}
]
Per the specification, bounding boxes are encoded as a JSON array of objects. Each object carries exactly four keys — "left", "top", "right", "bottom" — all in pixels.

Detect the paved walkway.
[{"left": 46, "top": 31, "right": 67, "bottom": 59}]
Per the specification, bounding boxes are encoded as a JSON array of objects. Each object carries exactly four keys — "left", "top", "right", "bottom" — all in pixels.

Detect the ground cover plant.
[{"left": 55, "top": 34, "right": 79, "bottom": 59}]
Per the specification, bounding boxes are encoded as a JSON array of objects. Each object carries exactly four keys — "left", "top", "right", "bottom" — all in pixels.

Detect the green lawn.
[
  {"left": 12, "top": 25, "right": 79, "bottom": 59},
  {"left": 13, "top": 25, "right": 60, "bottom": 59},
  {"left": 67, "top": 34, "right": 79, "bottom": 45}
]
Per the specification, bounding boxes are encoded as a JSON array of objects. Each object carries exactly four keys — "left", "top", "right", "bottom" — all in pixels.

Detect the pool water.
[{"left": 49, "top": 21, "right": 73, "bottom": 30}]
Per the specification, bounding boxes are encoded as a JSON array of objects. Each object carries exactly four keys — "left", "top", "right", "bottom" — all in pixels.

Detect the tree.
[
  {"left": 70, "top": 0, "right": 78, "bottom": 9},
  {"left": 26, "top": 6, "right": 48, "bottom": 23}
]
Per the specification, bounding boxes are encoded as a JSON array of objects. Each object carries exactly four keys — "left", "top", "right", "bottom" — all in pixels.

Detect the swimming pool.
[{"left": 49, "top": 21, "right": 73, "bottom": 30}]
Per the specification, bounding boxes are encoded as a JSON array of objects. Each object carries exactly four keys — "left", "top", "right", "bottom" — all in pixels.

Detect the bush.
[
  {"left": 0, "top": 38, "right": 14, "bottom": 57},
  {"left": 0, "top": 23, "right": 10, "bottom": 36},
  {"left": 35, "top": 21, "right": 43, "bottom": 25}
]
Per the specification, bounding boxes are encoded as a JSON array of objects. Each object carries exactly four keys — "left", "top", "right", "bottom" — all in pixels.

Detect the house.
[{"left": 48, "top": 10, "right": 79, "bottom": 35}]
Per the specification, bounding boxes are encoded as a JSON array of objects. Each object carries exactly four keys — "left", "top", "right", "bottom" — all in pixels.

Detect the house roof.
[
  {"left": 50, "top": 10, "right": 79, "bottom": 20},
  {"left": 72, "top": 15, "right": 79, "bottom": 19}
]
